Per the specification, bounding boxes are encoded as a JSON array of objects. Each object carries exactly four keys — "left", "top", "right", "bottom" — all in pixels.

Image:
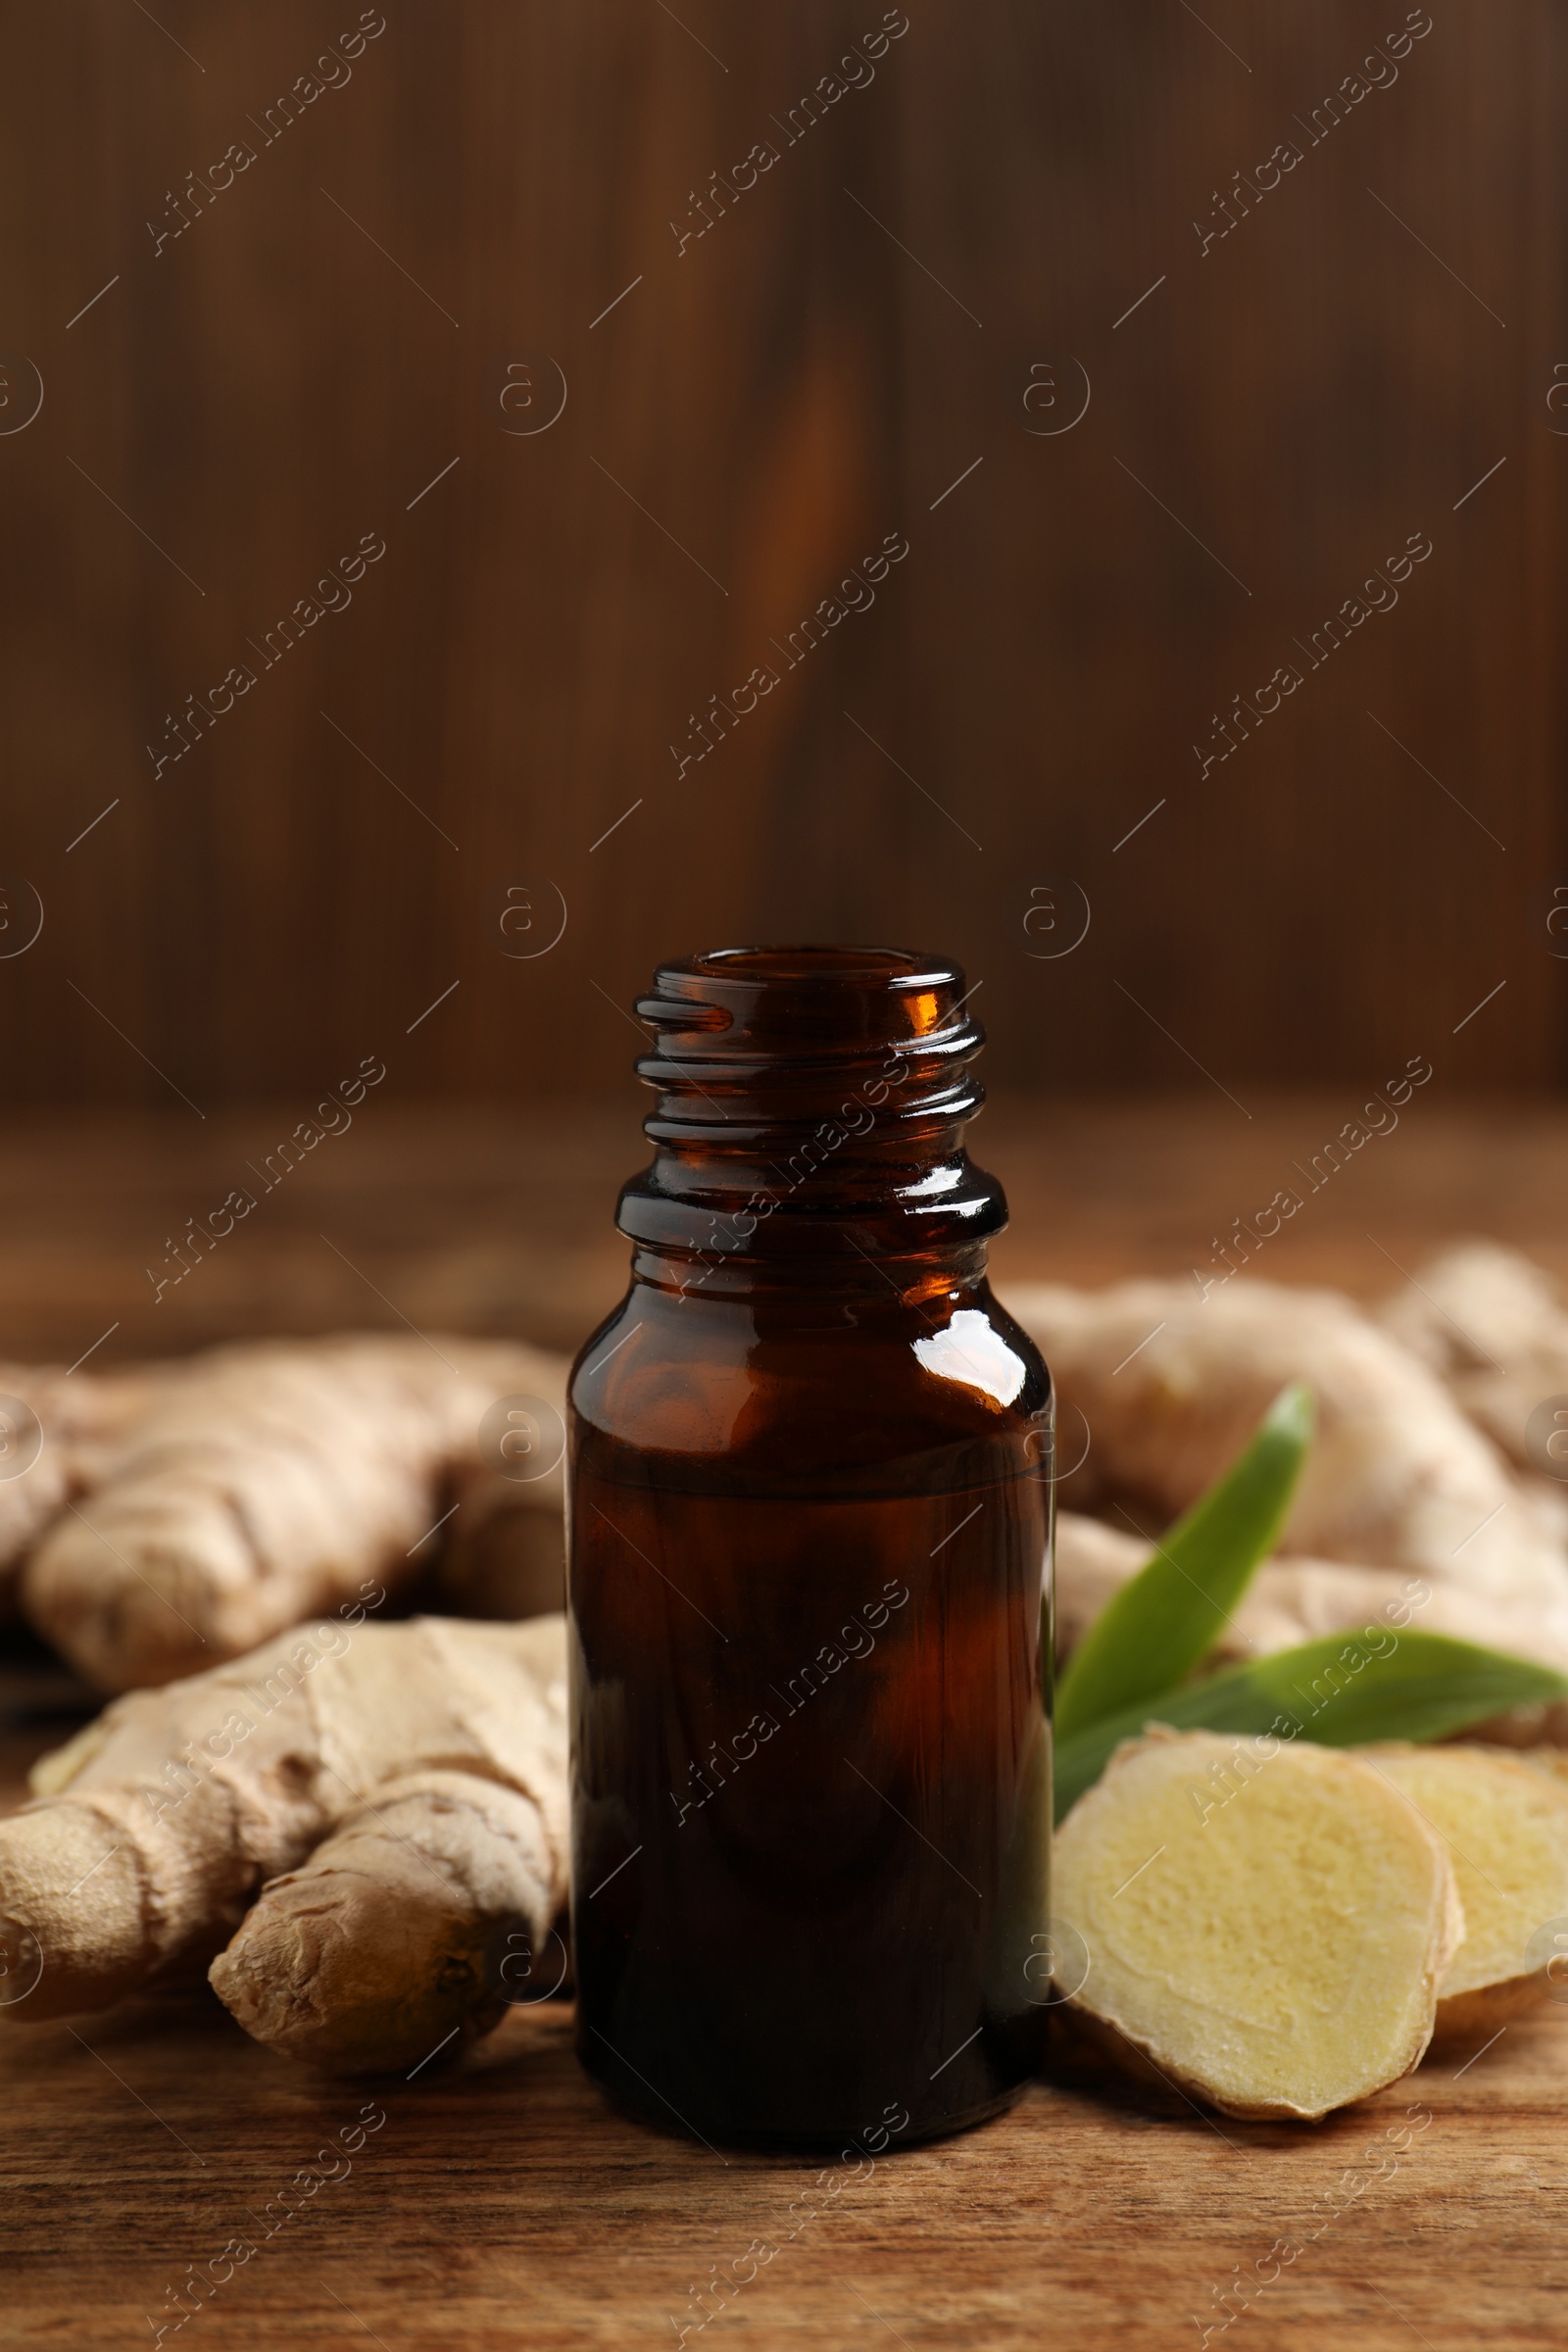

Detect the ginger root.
[
  {"left": 1, "top": 1614, "right": 567, "bottom": 2074},
  {"left": 1055, "top": 1508, "right": 1568, "bottom": 1693},
  {"left": 212, "top": 1769, "right": 563, "bottom": 2074},
  {"left": 1364, "top": 1743, "right": 1568, "bottom": 2040},
  {"left": 19, "top": 1335, "right": 566, "bottom": 1690},
  {"left": 1379, "top": 1241, "right": 1568, "bottom": 1475},
  {"left": 438, "top": 1459, "right": 567, "bottom": 1621},
  {"left": 1054, "top": 1729, "right": 1462, "bottom": 2120},
  {"left": 1014, "top": 1276, "right": 1567, "bottom": 1610},
  {"left": 0, "top": 1361, "right": 169, "bottom": 1614}
]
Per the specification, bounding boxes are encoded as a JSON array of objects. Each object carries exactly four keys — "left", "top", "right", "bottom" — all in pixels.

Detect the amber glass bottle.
[{"left": 567, "top": 947, "right": 1054, "bottom": 2149}]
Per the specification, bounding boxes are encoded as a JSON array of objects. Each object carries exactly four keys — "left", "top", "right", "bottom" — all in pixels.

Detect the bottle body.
[{"left": 567, "top": 947, "right": 1054, "bottom": 2147}]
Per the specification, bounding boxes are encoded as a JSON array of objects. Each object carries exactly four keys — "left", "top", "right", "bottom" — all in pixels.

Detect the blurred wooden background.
[
  {"left": 3, "top": 1096, "right": 1566, "bottom": 1368},
  {"left": 0, "top": 0, "right": 1565, "bottom": 1116}
]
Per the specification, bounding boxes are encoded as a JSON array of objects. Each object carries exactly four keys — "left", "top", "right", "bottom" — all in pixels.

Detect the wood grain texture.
[
  {"left": 0, "top": 1, "right": 1564, "bottom": 1109},
  {"left": 1, "top": 1908, "right": 1566, "bottom": 2347}
]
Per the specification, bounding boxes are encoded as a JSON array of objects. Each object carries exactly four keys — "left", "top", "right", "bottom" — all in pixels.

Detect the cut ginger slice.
[
  {"left": 1054, "top": 1729, "right": 1463, "bottom": 2120},
  {"left": 1364, "top": 1744, "right": 1568, "bottom": 2039}
]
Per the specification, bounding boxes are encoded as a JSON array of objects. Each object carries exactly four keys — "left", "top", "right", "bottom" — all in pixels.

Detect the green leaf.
[
  {"left": 1054, "top": 1381, "right": 1315, "bottom": 1743},
  {"left": 1054, "top": 1630, "right": 1568, "bottom": 1823}
]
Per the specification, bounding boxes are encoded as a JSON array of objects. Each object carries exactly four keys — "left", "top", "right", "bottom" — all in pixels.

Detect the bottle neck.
[
  {"left": 613, "top": 946, "right": 1008, "bottom": 1296},
  {"left": 629, "top": 1236, "right": 996, "bottom": 1309}
]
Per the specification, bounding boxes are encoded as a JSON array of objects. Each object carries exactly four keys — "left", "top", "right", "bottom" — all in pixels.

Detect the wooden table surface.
[
  {"left": 4, "top": 1094, "right": 1568, "bottom": 2351},
  {"left": 2, "top": 1090, "right": 1567, "bottom": 1372},
  {"left": 6, "top": 1979, "right": 1567, "bottom": 2351}
]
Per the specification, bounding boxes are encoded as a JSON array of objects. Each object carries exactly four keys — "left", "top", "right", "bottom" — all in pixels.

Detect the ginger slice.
[
  {"left": 1364, "top": 1744, "right": 1568, "bottom": 2039},
  {"left": 1054, "top": 1730, "right": 1462, "bottom": 2120}
]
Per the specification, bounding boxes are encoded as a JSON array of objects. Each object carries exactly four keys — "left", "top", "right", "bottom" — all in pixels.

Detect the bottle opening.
[
  {"left": 618, "top": 942, "right": 1006, "bottom": 1268},
  {"left": 636, "top": 944, "right": 978, "bottom": 1076}
]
